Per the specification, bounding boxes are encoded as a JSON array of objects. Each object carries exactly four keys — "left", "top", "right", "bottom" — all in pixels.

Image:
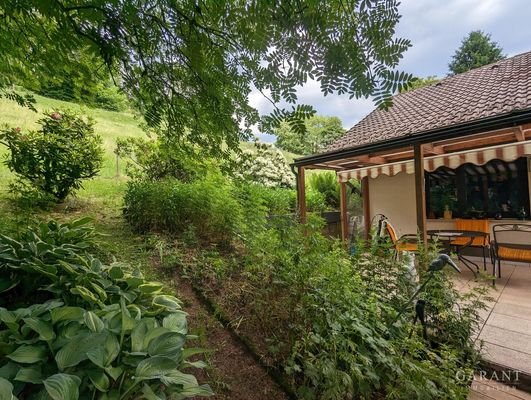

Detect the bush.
[
  {"left": 93, "top": 84, "right": 128, "bottom": 112},
  {"left": 0, "top": 110, "right": 104, "bottom": 201},
  {"left": 0, "top": 219, "right": 212, "bottom": 399},
  {"left": 191, "top": 215, "right": 489, "bottom": 399},
  {"left": 308, "top": 171, "right": 340, "bottom": 209},
  {"left": 115, "top": 136, "right": 204, "bottom": 182},
  {"left": 235, "top": 143, "right": 294, "bottom": 188},
  {"left": 124, "top": 174, "right": 243, "bottom": 244}
]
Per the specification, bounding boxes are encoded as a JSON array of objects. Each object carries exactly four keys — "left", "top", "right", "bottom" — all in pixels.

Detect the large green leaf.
[
  {"left": 172, "top": 384, "right": 214, "bottom": 397},
  {"left": 152, "top": 295, "right": 181, "bottom": 311},
  {"left": 0, "top": 377, "right": 17, "bottom": 400},
  {"left": 50, "top": 307, "right": 84, "bottom": 324},
  {"left": 70, "top": 286, "right": 101, "bottom": 305},
  {"left": 55, "top": 332, "right": 106, "bottom": 370},
  {"left": 162, "top": 312, "right": 188, "bottom": 335},
  {"left": 135, "top": 356, "right": 177, "bottom": 380},
  {"left": 7, "top": 345, "right": 47, "bottom": 364},
  {"left": 159, "top": 369, "right": 198, "bottom": 387},
  {"left": 87, "top": 369, "right": 110, "bottom": 392},
  {"left": 23, "top": 318, "right": 55, "bottom": 341},
  {"left": 14, "top": 365, "right": 43, "bottom": 384},
  {"left": 138, "top": 283, "right": 163, "bottom": 294},
  {"left": 43, "top": 373, "right": 81, "bottom": 400},
  {"left": 0, "top": 308, "right": 17, "bottom": 324},
  {"left": 141, "top": 383, "right": 163, "bottom": 400},
  {"left": 86, "top": 333, "right": 120, "bottom": 368},
  {"left": 147, "top": 332, "right": 185, "bottom": 360},
  {"left": 84, "top": 311, "right": 104, "bottom": 333},
  {"left": 0, "top": 362, "right": 19, "bottom": 380}
]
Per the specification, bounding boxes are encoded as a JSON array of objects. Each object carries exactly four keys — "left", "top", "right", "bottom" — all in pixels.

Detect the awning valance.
[{"left": 337, "top": 140, "right": 531, "bottom": 182}]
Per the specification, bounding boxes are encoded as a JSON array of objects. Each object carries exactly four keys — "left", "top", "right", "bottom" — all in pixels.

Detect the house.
[{"left": 293, "top": 51, "right": 531, "bottom": 243}]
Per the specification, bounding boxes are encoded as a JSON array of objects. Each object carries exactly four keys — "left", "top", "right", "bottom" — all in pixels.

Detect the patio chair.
[
  {"left": 383, "top": 218, "right": 418, "bottom": 253},
  {"left": 450, "top": 219, "right": 490, "bottom": 270},
  {"left": 491, "top": 224, "right": 531, "bottom": 278}
]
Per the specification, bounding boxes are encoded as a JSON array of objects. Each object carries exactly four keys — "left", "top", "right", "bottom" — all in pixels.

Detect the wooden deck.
[{"left": 452, "top": 260, "right": 531, "bottom": 399}]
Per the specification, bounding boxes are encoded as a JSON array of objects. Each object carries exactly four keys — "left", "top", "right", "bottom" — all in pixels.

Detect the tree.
[
  {"left": 400, "top": 76, "right": 440, "bottom": 92},
  {"left": 449, "top": 31, "right": 505, "bottom": 75},
  {"left": 0, "top": 1, "right": 412, "bottom": 159},
  {"left": 275, "top": 115, "right": 344, "bottom": 155}
]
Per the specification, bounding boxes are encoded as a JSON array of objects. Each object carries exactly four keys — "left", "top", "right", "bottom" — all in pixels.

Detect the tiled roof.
[{"left": 327, "top": 51, "right": 531, "bottom": 152}]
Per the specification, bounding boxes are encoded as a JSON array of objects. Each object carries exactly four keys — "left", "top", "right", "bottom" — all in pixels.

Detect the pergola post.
[
  {"left": 339, "top": 181, "right": 348, "bottom": 241},
  {"left": 414, "top": 144, "right": 428, "bottom": 248},
  {"left": 297, "top": 166, "right": 306, "bottom": 223},
  {"left": 361, "top": 177, "right": 371, "bottom": 240}
]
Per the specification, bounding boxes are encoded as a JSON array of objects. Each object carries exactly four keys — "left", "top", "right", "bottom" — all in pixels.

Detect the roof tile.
[{"left": 327, "top": 51, "right": 531, "bottom": 152}]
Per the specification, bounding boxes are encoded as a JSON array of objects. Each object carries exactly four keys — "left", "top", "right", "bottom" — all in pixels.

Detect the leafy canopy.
[
  {"left": 448, "top": 30, "right": 505, "bottom": 75},
  {"left": 0, "top": 1, "right": 412, "bottom": 158},
  {"left": 275, "top": 115, "right": 344, "bottom": 155}
]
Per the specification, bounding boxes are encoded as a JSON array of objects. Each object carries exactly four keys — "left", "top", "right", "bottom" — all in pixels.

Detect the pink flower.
[
  {"left": 14, "top": 127, "right": 21, "bottom": 133},
  {"left": 50, "top": 112, "right": 62, "bottom": 120}
]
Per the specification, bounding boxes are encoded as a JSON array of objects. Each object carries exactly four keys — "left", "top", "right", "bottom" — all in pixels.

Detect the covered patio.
[{"left": 292, "top": 52, "right": 531, "bottom": 386}]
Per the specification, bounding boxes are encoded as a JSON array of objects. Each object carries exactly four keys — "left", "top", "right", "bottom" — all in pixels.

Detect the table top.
[{"left": 427, "top": 229, "right": 489, "bottom": 238}]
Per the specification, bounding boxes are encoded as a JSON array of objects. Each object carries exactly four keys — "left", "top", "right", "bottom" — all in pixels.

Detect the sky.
[{"left": 251, "top": 0, "right": 531, "bottom": 142}]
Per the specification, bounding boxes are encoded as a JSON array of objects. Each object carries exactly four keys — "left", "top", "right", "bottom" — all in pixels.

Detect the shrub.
[
  {"left": 0, "top": 219, "right": 212, "bottom": 399},
  {"left": 124, "top": 175, "right": 243, "bottom": 243},
  {"left": 115, "top": 136, "right": 205, "bottom": 182},
  {"left": 235, "top": 142, "right": 294, "bottom": 188},
  {"left": 94, "top": 84, "right": 129, "bottom": 112},
  {"left": 0, "top": 110, "right": 104, "bottom": 201},
  {"left": 220, "top": 218, "right": 488, "bottom": 399},
  {"left": 308, "top": 171, "right": 340, "bottom": 209}
]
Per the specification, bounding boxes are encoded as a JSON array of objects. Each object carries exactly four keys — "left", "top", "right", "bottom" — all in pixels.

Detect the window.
[{"left": 426, "top": 157, "right": 530, "bottom": 219}]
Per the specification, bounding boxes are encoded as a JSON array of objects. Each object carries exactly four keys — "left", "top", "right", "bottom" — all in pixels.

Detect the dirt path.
[{"left": 174, "top": 280, "right": 289, "bottom": 400}]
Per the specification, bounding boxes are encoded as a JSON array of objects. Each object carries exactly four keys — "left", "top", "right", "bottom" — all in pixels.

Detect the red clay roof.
[{"left": 327, "top": 51, "right": 531, "bottom": 152}]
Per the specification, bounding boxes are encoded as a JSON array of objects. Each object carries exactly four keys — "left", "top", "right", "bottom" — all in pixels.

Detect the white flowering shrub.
[{"left": 237, "top": 142, "right": 294, "bottom": 188}]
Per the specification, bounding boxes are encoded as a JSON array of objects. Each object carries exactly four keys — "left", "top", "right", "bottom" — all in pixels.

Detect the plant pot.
[{"left": 443, "top": 210, "right": 453, "bottom": 220}]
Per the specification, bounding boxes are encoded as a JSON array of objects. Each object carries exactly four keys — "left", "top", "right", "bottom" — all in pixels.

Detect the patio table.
[{"left": 427, "top": 229, "right": 489, "bottom": 278}]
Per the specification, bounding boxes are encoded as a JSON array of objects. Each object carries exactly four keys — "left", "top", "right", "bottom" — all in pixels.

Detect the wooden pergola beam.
[
  {"left": 362, "top": 177, "right": 370, "bottom": 241},
  {"left": 297, "top": 166, "right": 306, "bottom": 223},
  {"left": 413, "top": 144, "right": 427, "bottom": 248},
  {"left": 423, "top": 143, "right": 445, "bottom": 155},
  {"left": 514, "top": 126, "right": 525, "bottom": 142},
  {"left": 339, "top": 181, "right": 348, "bottom": 241}
]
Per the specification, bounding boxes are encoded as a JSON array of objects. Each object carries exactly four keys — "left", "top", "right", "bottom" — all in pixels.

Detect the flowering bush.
[
  {"left": 0, "top": 110, "right": 103, "bottom": 201},
  {"left": 236, "top": 142, "right": 294, "bottom": 188}
]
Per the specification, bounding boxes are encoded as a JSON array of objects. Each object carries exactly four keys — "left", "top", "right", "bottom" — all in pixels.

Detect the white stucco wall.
[{"left": 368, "top": 172, "right": 418, "bottom": 236}]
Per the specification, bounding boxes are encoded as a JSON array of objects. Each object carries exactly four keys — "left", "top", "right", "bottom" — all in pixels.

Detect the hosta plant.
[{"left": 0, "top": 219, "right": 212, "bottom": 399}]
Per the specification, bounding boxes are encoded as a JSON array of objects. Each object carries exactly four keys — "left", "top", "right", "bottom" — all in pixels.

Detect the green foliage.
[
  {"left": 0, "top": 110, "right": 104, "bottom": 201},
  {"left": 115, "top": 135, "right": 205, "bottom": 182},
  {"left": 275, "top": 115, "right": 345, "bottom": 155},
  {"left": 308, "top": 172, "right": 340, "bottom": 209},
  {"left": 400, "top": 75, "right": 440, "bottom": 92},
  {"left": 187, "top": 213, "right": 488, "bottom": 399},
  {"left": 0, "top": 219, "right": 212, "bottom": 399},
  {"left": 235, "top": 142, "right": 294, "bottom": 188},
  {"left": 1, "top": 1, "right": 412, "bottom": 158},
  {"left": 123, "top": 175, "right": 243, "bottom": 244},
  {"left": 449, "top": 30, "right": 505, "bottom": 74}
]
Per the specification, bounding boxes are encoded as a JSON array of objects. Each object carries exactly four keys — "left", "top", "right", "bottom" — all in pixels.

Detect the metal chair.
[
  {"left": 450, "top": 219, "right": 490, "bottom": 270},
  {"left": 491, "top": 224, "right": 531, "bottom": 278}
]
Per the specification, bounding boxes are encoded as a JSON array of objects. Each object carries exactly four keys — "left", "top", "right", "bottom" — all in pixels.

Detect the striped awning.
[{"left": 337, "top": 140, "right": 531, "bottom": 182}]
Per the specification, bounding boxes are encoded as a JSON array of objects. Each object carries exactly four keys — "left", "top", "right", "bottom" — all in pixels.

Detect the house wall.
[
  {"left": 367, "top": 161, "right": 531, "bottom": 240},
  {"left": 368, "top": 172, "right": 418, "bottom": 236}
]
